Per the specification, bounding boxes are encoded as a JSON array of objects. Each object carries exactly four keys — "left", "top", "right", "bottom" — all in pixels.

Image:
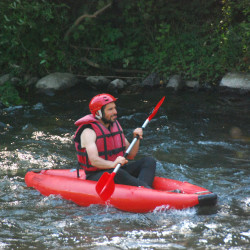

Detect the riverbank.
[
  {"left": 23, "top": 71, "right": 250, "bottom": 93},
  {"left": 0, "top": 71, "right": 249, "bottom": 109}
]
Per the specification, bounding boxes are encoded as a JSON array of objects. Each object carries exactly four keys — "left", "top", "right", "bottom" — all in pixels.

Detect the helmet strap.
[{"left": 95, "top": 110, "right": 102, "bottom": 119}]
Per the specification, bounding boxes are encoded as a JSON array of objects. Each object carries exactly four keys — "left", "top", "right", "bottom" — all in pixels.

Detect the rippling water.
[{"left": 0, "top": 87, "right": 249, "bottom": 249}]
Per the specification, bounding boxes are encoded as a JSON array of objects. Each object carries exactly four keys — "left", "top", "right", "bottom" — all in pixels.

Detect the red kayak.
[{"left": 25, "top": 169, "right": 217, "bottom": 213}]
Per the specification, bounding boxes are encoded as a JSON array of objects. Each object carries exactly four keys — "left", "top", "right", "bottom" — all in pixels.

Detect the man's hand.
[
  {"left": 113, "top": 156, "right": 128, "bottom": 168},
  {"left": 133, "top": 128, "right": 143, "bottom": 140}
]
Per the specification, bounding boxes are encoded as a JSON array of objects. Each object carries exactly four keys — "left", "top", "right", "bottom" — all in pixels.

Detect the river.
[{"left": 0, "top": 86, "right": 249, "bottom": 249}]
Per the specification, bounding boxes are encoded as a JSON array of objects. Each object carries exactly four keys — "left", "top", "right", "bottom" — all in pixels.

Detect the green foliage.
[
  {"left": 0, "top": 0, "right": 70, "bottom": 75},
  {"left": 69, "top": 0, "right": 248, "bottom": 83},
  {"left": 0, "top": 82, "right": 24, "bottom": 107},
  {"left": 0, "top": 0, "right": 249, "bottom": 106},
  {"left": 219, "top": 0, "right": 250, "bottom": 72}
]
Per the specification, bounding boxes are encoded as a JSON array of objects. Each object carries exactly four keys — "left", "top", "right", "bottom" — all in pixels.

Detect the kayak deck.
[{"left": 25, "top": 169, "right": 217, "bottom": 213}]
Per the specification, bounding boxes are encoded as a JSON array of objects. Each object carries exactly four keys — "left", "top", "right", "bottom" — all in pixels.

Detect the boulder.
[
  {"left": 185, "top": 80, "right": 199, "bottom": 89},
  {"left": 86, "top": 76, "right": 109, "bottom": 89},
  {"left": 140, "top": 73, "right": 160, "bottom": 88},
  {"left": 166, "top": 75, "right": 183, "bottom": 90},
  {"left": 220, "top": 72, "right": 250, "bottom": 90},
  {"left": 108, "top": 79, "right": 127, "bottom": 90},
  {"left": 0, "top": 74, "right": 10, "bottom": 86},
  {"left": 36, "top": 72, "right": 78, "bottom": 91}
]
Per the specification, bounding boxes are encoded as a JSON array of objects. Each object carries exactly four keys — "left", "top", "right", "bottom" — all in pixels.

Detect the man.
[{"left": 74, "top": 93, "right": 156, "bottom": 188}]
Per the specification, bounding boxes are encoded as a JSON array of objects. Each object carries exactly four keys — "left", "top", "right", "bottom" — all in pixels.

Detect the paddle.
[{"left": 96, "top": 96, "right": 165, "bottom": 201}]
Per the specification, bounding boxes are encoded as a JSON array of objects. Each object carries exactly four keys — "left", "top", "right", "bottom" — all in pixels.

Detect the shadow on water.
[{"left": 0, "top": 86, "right": 249, "bottom": 249}]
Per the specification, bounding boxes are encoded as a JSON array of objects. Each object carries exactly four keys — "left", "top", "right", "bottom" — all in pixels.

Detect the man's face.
[{"left": 102, "top": 102, "right": 117, "bottom": 125}]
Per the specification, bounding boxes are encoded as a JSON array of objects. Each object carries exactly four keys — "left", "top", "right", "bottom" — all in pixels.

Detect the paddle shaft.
[{"left": 113, "top": 119, "right": 149, "bottom": 174}]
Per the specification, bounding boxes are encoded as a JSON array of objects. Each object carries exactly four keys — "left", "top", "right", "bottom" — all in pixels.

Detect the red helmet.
[{"left": 89, "top": 93, "right": 117, "bottom": 116}]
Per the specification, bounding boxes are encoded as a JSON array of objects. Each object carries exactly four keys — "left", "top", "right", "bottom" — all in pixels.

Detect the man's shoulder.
[
  {"left": 81, "top": 125, "right": 94, "bottom": 134},
  {"left": 81, "top": 125, "right": 97, "bottom": 145}
]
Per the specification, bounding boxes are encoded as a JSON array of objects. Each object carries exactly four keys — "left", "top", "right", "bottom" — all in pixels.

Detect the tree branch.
[
  {"left": 64, "top": 3, "right": 112, "bottom": 40},
  {"left": 81, "top": 57, "right": 147, "bottom": 74},
  {"left": 77, "top": 75, "right": 143, "bottom": 79}
]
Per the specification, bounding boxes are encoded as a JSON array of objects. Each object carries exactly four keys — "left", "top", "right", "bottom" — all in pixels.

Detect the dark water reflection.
[{"left": 0, "top": 86, "right": 249, "bottom": 249}]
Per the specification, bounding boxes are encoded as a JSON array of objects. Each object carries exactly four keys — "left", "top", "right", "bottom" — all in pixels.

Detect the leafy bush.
[
  {"left": 0, "top": 0, "right": 70, "bottom": 75},
  {"left": 0, "top": 82, "right": 24, "bottom": 107},
  {"left": 0, "top": 0, "right": 249, "bottom": 105}
]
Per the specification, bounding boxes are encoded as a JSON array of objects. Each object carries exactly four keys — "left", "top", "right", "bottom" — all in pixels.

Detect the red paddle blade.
[
  {"left": 148, "top": 96, "right": 165, "bottom": 121},
  {"left": 96, "top": 172, "right": 116, "bottom": 201}
]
